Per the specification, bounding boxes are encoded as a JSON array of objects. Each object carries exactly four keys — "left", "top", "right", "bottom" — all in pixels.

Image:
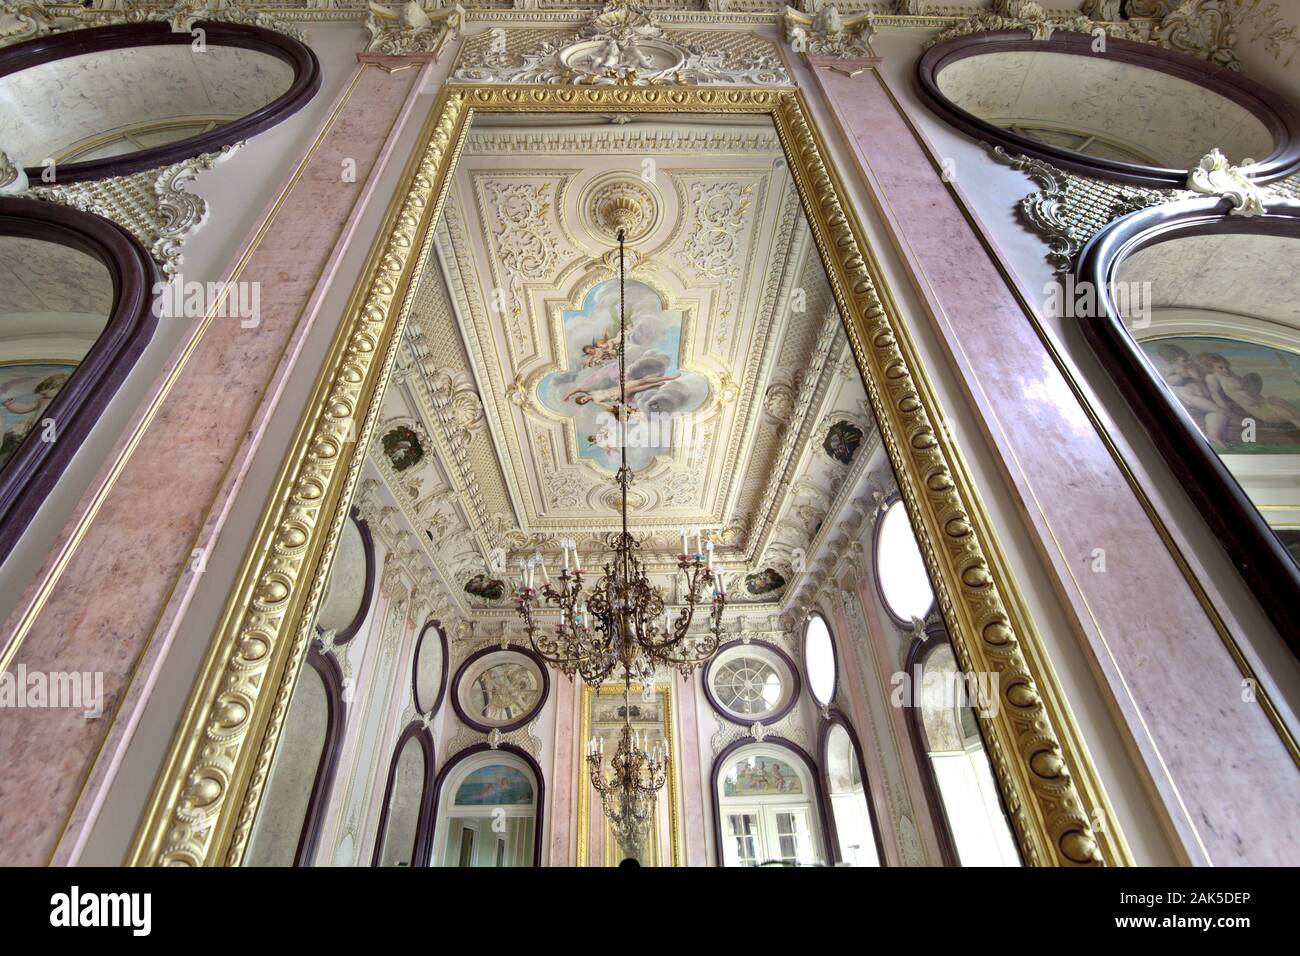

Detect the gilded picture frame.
[{"left": 127, "top": 84, "right": 1129, "bottom": 868}]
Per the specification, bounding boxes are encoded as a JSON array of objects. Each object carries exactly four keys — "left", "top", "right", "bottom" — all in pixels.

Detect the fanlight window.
[
  {"left": 804, "top": 614, "right": 837, "bottom": 707},
  {"left": 717, "top": 745, "right": 821, "bottom": 867},
  {"left": 714, "top": 655, "right": 781, "bottom": 715},
  {"left": 436, "top": 754, "right": 537, "bottom": 868},
  {"left": 875, "top": 500, "right": 935, "bottom": 625}
]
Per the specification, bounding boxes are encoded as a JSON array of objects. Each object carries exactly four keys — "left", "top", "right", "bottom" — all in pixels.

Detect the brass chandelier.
[{"left": 514, "top": 229, "right": 727, "bottom": 688}]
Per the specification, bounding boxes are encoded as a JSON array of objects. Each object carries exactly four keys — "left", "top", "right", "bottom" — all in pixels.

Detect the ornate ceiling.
[{"left": 363, "top": 113, "right": 877, "bottom": 621}]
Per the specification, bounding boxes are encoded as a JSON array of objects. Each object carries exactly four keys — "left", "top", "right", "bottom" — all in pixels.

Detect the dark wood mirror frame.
[
  {"left": 0, "top": 198, "right": 158, "bottom": 565},
  {"left": 371, "top": 721, "right": 437, "bottom": 868},
  {"left": 917, "top": 30, "right": 1300, "bottom": 188},
  {"left": 1076, "top": 197, "right": 1300, "bottom": 654},
  {"left": 1, "top": 20, "right": 320, "bottom": 184}
]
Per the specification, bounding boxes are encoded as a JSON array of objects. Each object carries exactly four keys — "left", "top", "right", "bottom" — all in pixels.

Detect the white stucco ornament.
[
  {"left": 559, "top": 1, "right": 688, "bottom": 84},
  {"left": 559, "top": 36, "right": 685, "bottom": 84},
  {"left": 1187, "top": 149, "right": 1265, "bottom": 217},
  {"left": 783, "top": 2, "right": 878, "bottom": 58},
  {"left": 364, "top": 0, "right": 463, "bottom": 57},
  {"left": 0, "top": 151, "right": 27, "bottom": 195}
]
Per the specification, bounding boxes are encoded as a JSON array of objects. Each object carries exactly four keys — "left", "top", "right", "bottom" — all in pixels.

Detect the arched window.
[
  {"left": 432, "top": 747, "right": 542, "bottom": 867},
  {"left": 906, "top": 639, "right": 1019, "bottom": 867},
  {"left": 873, "top": 498, "right": 935, "bottom": 626},
  {"left": 820, "top": 714, "right": 883, "bottom": 867},
  {"left": 803, "top": 613, "right": 837, "bottom": 707},
  {"left": 713, "top": 741, "right": 826, "bottom": 867},
  {"left": 371, "top": 723, "right": 436, "bottom": 867},
  {"left": 244, "top": 647, "right": 345, "bottom": 866}
]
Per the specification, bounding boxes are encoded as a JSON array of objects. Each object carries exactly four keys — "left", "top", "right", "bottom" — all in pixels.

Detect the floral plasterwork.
[
  {"left": 0, "top": 150, "right": 25, "bottom": 194},
  {"left": 450, "top": 0, "right": 790, "bottom": 86},
  {"left": 26, "top": 146, "right": 239, "bottom": 276},
  {"left": 0, "top": 0, "right": 307, "bottom": 49},
  {"left": 928, "top": 0, "right": 1145, "bottom": 46},
  {"left": 990, "top": 146, "right": 1180, "bottom": 274}
]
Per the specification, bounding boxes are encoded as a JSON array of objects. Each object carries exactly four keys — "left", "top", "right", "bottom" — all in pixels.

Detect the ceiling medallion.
[{"left": 588, "top": 178, "right": 659, "bottom": 244}]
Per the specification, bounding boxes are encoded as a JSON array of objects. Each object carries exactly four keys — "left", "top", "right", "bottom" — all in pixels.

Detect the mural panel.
[{"left": 540, "top": 280, "right": 708, "bottom": 472}]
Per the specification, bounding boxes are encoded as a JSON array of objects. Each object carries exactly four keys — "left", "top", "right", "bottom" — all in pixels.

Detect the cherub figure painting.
[
  {"left": 0, "top": 364, "right": 73, "bottom": 470},
  {"left": 1143, "top": 337, "right": 1300, "bottom": 453},
  {"left": 541, "top": 280, "right": 708, "bottom": 471}
]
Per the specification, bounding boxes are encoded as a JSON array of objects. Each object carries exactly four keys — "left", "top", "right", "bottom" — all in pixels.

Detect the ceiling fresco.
[{"left": 362, "top": 113, "right": 878, "bottom": 621}]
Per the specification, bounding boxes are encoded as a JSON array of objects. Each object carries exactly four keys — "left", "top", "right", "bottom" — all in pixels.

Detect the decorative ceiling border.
[{"left": 11, "top": 1, "right": 1293, "bottom": 72}]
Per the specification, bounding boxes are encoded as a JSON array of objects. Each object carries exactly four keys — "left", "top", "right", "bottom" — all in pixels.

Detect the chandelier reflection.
[
  {"left": 514, "top": 229, "right": 727, "bottom": 689},
  {"left": 585, "top": 679, "right": 667, "bottom": 860}
]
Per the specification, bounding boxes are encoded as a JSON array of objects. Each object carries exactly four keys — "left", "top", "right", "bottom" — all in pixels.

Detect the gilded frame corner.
[{"left": 128, "top": 83, "right": 1128, "bottom": 868}]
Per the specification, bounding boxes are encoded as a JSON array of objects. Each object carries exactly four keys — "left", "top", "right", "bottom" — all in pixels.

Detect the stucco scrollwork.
[
  {"left": 26, "top": 146, "right": 239, "bottom": 276},
  {"left": 928, "top": 0, "right": 1296, "bottom": 71},
  {"left": 783, "top": 2, "right": 878, "bottom": 58},
  {"left": 0, "top": 0, "right": 308, "bottom": 48},
  {"left": 995, "top": 145, "right": 1298, "bottom": 271},
  {"left": 450, "top": 1, "right": 790, "bottom": 86},
  {"left": 0, "top": 150, "right": 24, "bottom": 194},
  {"left": 1155, "top": 0, "right": 1239, "bottom": 69},
  {"left": 363, "top": 0, "right": 463, "bottom": 57},
  {"left": 1187, "top": 148, "right": 1266, "bottom": 216},
  {"left": 990, "top": 146, "right": 1182, "bottom": 273}
]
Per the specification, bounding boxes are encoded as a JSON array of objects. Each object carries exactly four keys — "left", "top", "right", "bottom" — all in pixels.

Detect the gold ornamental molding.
[{"left": 128, "top": 83, "right": 1128, "bottom": 868}]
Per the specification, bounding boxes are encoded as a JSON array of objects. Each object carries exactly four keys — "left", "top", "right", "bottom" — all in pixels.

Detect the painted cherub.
[{"left": 1200, "top": 352, "right": 1300, "bottom": 433}]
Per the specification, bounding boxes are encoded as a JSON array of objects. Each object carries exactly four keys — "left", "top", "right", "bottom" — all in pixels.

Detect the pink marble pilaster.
[
  {"left": 673, "top": 671, "right": 708, "bottom": 865},
  {"left": 548, "top": 674, "right": 577, "bottom": 867},
  {"left": 806, "top": 56, "right": 1300, "bottom": 864},
  {"left": 0, "top": 58, "right": 432, "bottom": 866}
]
